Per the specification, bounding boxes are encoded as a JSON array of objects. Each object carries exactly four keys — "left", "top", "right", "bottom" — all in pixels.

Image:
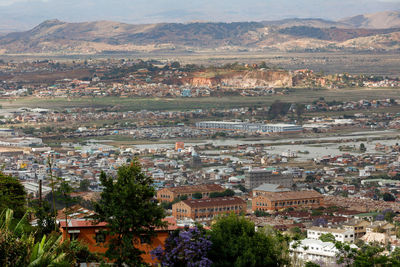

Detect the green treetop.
[{"left": 93, "top": 160, "right": 166, "bottom": 266}]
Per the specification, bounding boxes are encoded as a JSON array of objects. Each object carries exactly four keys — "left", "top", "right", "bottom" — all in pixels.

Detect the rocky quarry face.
[{"left": 187, "top": 70, "right": 292, "bottom": 88}]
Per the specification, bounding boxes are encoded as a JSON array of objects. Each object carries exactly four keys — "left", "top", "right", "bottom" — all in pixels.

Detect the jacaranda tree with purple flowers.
[{"left": 151, "top": 226, "right": 212, "bottom": 267}]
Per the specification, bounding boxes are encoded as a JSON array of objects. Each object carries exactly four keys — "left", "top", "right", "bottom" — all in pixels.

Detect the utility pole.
[
  {"left": 48, "top": 155, "right": 58, "bottom": 231},
  {"left": 39, "top": 179, "right": 42, "bottom": 207}
]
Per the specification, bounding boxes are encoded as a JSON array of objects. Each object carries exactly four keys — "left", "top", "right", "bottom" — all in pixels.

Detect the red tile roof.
[
  {"left": 59, "top": 217, "right": 178, "bottom": 231},
  {"left": 180, "top": 196, "right": 246, "bottom": 208}
]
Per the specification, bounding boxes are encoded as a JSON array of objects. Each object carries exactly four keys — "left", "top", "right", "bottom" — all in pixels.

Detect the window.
[
  {"left": 140, "top": 235, "right": 151, "bottom": 244},
  {"left": 69, "top": 232, "right": 79, "bottom": 241},
  {"left": 95, "top": 232, "right": 106, "bottom": 243}
]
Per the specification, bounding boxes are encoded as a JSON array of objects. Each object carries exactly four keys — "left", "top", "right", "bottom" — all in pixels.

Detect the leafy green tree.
[
  {"left": 0, "top": 173, "right": 26, "bottom": 219},
  {"left": 359, "top": 143, "right": 367, "bottom": 152},
  {"left": 210, "top": 189, "right": 235, "bottom": 198},
  {"left": 305, "top": 262, "right": 321, "bottom": 267},
  {"left": 93, "top": 160, "right": 166, "bottom": 266},
  {"left": 79, "top": 179, "right": 91, "bottom": 192},
  {"left": 335, "top": 241, "right": 392, "bottom": 267},
  {"left": 209, "top": 213, "right": 288, "bottom": 267},
  {"left": 319, "top": 233, "right": 335, "bottom": 243},
  {"left": 192, "top": 192, "right": 203, "bottom": 199},
  {"left": 383, "top": 193, "right": 395, "bottom": 202},
  {"left": 30, "top": 199, "right": 57, "bottom": 238}
]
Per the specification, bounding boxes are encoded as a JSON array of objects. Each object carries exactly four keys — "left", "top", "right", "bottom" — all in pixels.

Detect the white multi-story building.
[
  {"left": 195, "top": 121, "right": 303, "bottom": 133},
  {"left": 290, "top": 238, "right": 339, "bottom": 266},
  {"left": 307, "top": 226, "right": 355, "bottom": 243}
]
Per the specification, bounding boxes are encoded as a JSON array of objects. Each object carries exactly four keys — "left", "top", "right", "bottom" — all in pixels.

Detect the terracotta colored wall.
[{"left": 60, "top": 226, "right": 169, "bottom": 265}]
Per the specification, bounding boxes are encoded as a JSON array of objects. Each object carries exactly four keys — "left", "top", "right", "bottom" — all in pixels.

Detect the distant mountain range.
[{"left": 1, "top": 11, "right": 400, "bottom": 54}]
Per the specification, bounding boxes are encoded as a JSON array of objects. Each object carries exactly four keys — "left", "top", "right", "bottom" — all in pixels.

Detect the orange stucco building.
[
  {"left": 59, "top": 217, "right": 177, "bottom": 265},
  {"left": 252, "top": 190, "right": 324, "bottom": 212},
  {"left": 157, "top": 184, "right": 225, "bottom": 203}
]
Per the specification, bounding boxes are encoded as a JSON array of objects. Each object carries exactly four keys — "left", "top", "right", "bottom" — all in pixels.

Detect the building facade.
[
  {"left": 59, "top": 217, "right": 177, "bottom": 265},
  {"left": 252, "top": 190, "right": 323, "bottom": 212},
  {"left": 157, "top": 184, "right": 225, "bottom": 203},
  {"left": 342, "top": 220, "right": 370, "bottom": 239},
  {"left": 195, "top": 121, "right": 303, "bottom": 133},
  {"left": 172, "top": 197, "right": 247, "bottom": 222},
  {"left": 307, "top": 226, "right": 355, "bottom": 243},
  {"left": 290, "top": 238, "right": 339, "bottom": 266},
  {"left": 245, "top": 169, "right": 293, "bottom": 190}
]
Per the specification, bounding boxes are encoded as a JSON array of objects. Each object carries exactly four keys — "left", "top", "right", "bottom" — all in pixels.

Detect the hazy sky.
[{"left": 0, "top": 0, "right": 399, "bottom": 32}]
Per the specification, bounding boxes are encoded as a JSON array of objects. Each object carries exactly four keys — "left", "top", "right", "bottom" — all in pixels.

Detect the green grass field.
[{"left": 1, "top": 88, "right": 399, "bottom": 112}]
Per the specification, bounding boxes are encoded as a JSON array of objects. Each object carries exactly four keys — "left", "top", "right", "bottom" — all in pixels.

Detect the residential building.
[
  {"left": 172, "top": 197, "right": 246, "bottom": 222},
  {"left": 290, "top": 238, "right": 339, "bottom": 266},
  {"left": 342, "top": 220, "right": 370, "bottom": 239},
  {"left": 366, "top": 221, "right": 396, "bottom": 236},
  {"left": 245, "top": 169, "right": 293, "bottom": 190},
  {"left": 157, "top": 184, "right": 225, "bottom": 203},
  {"left": 307, "top": 226, "right": 355, "bottom": 243},
  {"left": 252, "top": 190, "right": 323, "bottom": 212},
  {"left": 59, "top": 217, "right": 177, "bottom": 265}
]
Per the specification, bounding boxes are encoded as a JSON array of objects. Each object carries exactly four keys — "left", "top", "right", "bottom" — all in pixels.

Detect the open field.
[{"left": 1, "top": 87, "right": 400, "bottom": 111}]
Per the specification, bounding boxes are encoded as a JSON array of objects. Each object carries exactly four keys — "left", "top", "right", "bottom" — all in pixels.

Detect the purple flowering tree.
[{"left": 151, "top": 226, "right": 212, "bottom": 267}]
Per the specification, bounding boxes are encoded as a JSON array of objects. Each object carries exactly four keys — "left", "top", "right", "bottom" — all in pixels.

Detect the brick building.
[
  {"left": 157, "top": 184, "right": 225, "bottom": 203},
  {"left": 172, "top": 197, "right": 247, "bottom": 222},
  {"left": 252, "top": 190, "right": 323, "bottom": 212}
]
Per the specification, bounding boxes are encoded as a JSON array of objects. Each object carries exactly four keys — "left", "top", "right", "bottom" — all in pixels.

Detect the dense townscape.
[{"left": 1, "top": 56, "right": 400, "bottom": 266}]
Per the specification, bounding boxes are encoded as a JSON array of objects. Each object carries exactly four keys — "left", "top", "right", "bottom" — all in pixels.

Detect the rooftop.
[
  {"left": 253, "top": 183, "right": 290, "bottom": 193},
  {"left": 180, "top": 197, "right": 246, "bottom": 208},
  {"left": 309, "top": 226, "right": 349, "bottom": 234},
  {"left": 255, "top": 190, "right": 322, "bottom": 201},
  {"left": 164, "top": 184, "right": 225, "bottom": 194}
]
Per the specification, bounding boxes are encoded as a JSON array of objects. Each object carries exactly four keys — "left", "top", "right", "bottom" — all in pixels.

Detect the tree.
[
  {"left": 30, "top": 200, "right": 57, "bottom": 238},
  {"left": 210, "top": 189, "right": 235, "bottom": 198},
  {"left": 79, "top": 179, "right": 91, "bottom": 192},
  {"left": 151, "top": 226, "right": 212, "bottom": 267},
  {"left": 93, "top": 160, "right": 166, "bottom": 266},
  {"left": 319, "top": 233, "right": 335, "bottom": 243},
  {"left": 335, "top": 241, "right": 392, "bottom": 267},
  {"left": 305, "top": 175, "right": 316, "bottom": 183},
  {"left": 305, "top": 262, "right": 321, "bottom": 267},
  {"left": 0, "top": 173, "right": 26, "bottom": 219},
  {"left": 192, "top": 192, "right": 203, "bottom": 199},
  {"left": 295, "top": 103, "right": 306, "bottom": 120},
  {"left": 208, "top": 214, "right": 288, "bottom": 267},
  {"left": 383, "top": 192, "right": 395, "bottom": 202},
  {"left": 359, "top": 143, "right": 367, "bottom": 152}
]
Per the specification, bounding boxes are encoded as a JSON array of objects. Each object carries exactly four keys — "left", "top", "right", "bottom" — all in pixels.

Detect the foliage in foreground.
[
  {"left": 0, "top": 209, "right": 99, "bottom": 267},
  {"left": 93, "top": 160, "right": 166, "bottom": 266},
  {"left": 151, "top": 226, "right": 212, "bottom": 267},
  {"left": 208, "top": 213, "right": 290, "bottom": 267}
]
